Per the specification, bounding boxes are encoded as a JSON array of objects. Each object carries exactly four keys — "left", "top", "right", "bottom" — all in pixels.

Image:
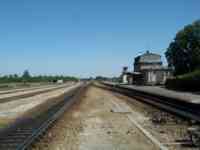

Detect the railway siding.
[
  {"left": 96, "top": 83, "right": 199, "bottom": 150},
  {"left": 0, "top": 83, "right": 73, "bottom": 104},
  {"left": 31, "top": 86, "right": 159, "bottom": 150},
  {"left": 103, "top": 82, "right": 200, "bottom": 104},
  {"left": 101, "top": 82, "right": 200, "bottom": 122},
  {"left": 0, "top": 83, "right": 82, "bottom": 119},
  {"left": 0, "top": 84, "right": 54, "bottom": 95},
  {"left": 122, "top": 85, "right": 200, "bottom": 104},
  {"left": 0, "top": 82, "right": 85, "bottom": 150}
]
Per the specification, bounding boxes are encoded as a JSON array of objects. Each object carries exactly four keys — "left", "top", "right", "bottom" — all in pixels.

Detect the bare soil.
[{"left": 31, "top": 86, "right": 159, "bottom": 150}]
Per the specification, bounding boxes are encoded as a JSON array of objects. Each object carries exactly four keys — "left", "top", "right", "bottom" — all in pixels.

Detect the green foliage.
[
  {"left": 165, "top": 70, "right": 200, "bottom": 91},
  {"left": 95, "top": 76, "right": 108, "bottom": 81},
  {"left": 22, "top": 70, "right": 31, "bottom": 83},
  {"left": 0, "top": 71, "right": 78, "bottom": 83},
  {"left": 165, "top": 20, "right": 200, "bottom": 75},
  {"left": 22, "top": 70, "right": 31, "bottom": 79},
  {"left": 95, "top": 76, "right": 120, "bottom": 82}
]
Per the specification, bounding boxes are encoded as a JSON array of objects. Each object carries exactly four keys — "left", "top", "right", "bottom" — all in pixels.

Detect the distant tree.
[
  {"left": 22, "top": 70, "right": 31, "bottom": 82},
  {"left": 95, "top": 76, "right": 108, "bottom": 81},
  {"left": 0, "top": 71, "right": 78, "bottom": 83},
  {"left": 165, "top": 20, "right": 200, "bottom": 75},
  {"left": 22, "top": 70, "right": 31, "bottom": 78},
  {"left": 14, "top": 74, "right": 18, "bottom": 78}
]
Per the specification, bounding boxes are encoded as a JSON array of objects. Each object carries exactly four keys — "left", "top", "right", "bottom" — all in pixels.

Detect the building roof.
[
  {"left": 134, "top": 51, "right": 162, "bottom": 64},
  {"left": 141, "top": 66, "right": 172, "bottom": 71}
]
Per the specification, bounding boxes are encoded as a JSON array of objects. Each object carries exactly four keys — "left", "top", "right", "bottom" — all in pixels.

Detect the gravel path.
[{"left": 32, "top": 86, "right": 158, "bottom": 150}]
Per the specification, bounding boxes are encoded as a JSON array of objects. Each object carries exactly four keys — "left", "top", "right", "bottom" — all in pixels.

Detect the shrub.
[{"left": 165, "top": 70, "right": 200, "bottom": 91}]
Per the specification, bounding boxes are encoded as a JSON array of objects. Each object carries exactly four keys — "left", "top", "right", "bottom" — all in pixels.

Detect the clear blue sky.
[{"left": 0, "top": 0, "right": 199, "bottom": 78}]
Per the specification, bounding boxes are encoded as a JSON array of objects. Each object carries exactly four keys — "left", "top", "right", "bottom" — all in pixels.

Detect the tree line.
[{"left": 0, "top": 70, "right": 78, "bottom": 83}]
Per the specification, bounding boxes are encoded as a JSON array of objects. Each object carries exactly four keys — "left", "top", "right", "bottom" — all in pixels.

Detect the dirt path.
[{"left": 32, "top": 86, "right": 158, "bottom": 150}]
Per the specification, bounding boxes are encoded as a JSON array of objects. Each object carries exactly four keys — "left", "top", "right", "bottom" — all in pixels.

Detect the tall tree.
[
  {"left": 22, "top": 70, "right": 31, "bottom": 80},
  {"left": 165, "top": 20, "right": 200, "bottom": 75}
]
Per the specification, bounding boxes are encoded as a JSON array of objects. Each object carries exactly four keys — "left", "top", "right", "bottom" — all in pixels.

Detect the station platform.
[{"left": 102, "top": 82, "right": 200, "bottom": 104}]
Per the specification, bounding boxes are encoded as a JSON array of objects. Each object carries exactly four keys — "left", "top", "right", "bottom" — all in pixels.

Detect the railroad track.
[
  {"left": 0, "top": 85, "right": 54, "bottom": 95},
  {"left": 0, "top": 84, "right": 72, "bottom": 104},
  {"left": 98, "top": 82, "right": 200, "bottom": 123},
  {"left": 0, "top": 83, "right": 87, "bottom": 150}
]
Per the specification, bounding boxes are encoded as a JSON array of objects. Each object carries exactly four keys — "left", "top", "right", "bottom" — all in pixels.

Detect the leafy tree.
[
  {"left": 165, "top": 20, "right": 200, "bottom": 75},
  {"left": 22, "top": 70, "right": 31, "bottom": 78},
  {"left": 0, "top": 72, "right": 78, "bottom": 83},
  {"left": 22, "top": 70, "right": 31, "bottom": 82},
  {"left": 14, "top": 74, "right": 18, "bottom": 78}
]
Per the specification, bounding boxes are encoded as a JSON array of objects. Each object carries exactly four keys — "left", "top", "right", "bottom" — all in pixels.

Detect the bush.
[
  {"left": 165, "top": 70, "right": 200, "bottom": 91},
  {"left": 0, "top": 75, "right": 79, "bottom": 83}
]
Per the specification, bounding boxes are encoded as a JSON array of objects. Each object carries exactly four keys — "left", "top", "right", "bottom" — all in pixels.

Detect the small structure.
[
  {"left": 120, "top": 67, "right": 143, "bottom": 84},
  {"left": 121, "top": 67, "right": 131, "bottom": 84},
  {"left": 120, "top": 51, "right": 172, "bottom": 85},
  {"left": 57, "top": 79, "right": 64, "bottom": 84}
]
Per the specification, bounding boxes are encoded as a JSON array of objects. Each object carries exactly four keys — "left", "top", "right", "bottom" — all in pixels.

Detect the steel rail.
[
  {"left": 0, "top": 84, "right": 72, "bottom": 104},
  {"left": 98, "top": 82, "right": 200, "bottom": 122},
  {"left": 0, "top": 83, "right": 88, "bottom": 150},
  {"left": 0, "top": 84, "right": 55, "bottom": 95}
]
